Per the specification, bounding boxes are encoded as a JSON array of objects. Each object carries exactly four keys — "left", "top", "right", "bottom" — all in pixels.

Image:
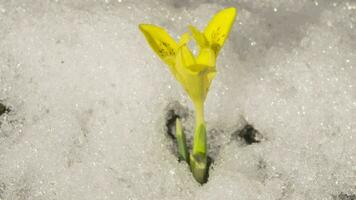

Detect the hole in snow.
[
  {"left": 0, "top": 103, "right": 10, "bottom": 116},
  {"left": 164, "top": 101, "right": 189, "bottom": 141},
  {"left": 165, "top": 109, "right": 180, "bottom": 141},
  {"left": 231, "top": 124, "right": 263, "bottom": 145},
  {"left": 204, "top": 156, "right": 213, "bottom": 184}
]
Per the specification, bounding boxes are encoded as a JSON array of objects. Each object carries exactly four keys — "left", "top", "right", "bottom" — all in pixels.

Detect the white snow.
[{"left": 0, "top": 0, "right": 355, "bottom": 200}]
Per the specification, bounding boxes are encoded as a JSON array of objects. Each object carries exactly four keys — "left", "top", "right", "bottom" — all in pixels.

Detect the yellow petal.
[
  {"left": 196, "top": 48, "right": 215, "bottom": 67},
  {"left": 178, "top": 45, "right": 196, "bottom": 71},
  {"left": 178, "top": 33, "right": 190, "bottom": 47},
  {"left": 175, "top": 46, "right": 216, "bottom": 104},
  {"left": 203, "top": 70, "right": 216, "bottom": 96},
  {"left": 204, "top": 7, "right": 237, "bottom": 55},
  {"left": 175, "top": 46, "right": 206, "bottom": 104},
  {"left": 189, "top": 25, "right": 208, "bottom": 48},
  {"left": 196, "top": 48, "right": 216, "bottom": 92},
  {"left": 139, "top": 24, "right": 178, "bottom": 66}
]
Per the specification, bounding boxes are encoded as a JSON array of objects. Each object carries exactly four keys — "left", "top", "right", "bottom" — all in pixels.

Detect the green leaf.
[{"left": 176, "top": 118, "right": 189, "bottom": 163}]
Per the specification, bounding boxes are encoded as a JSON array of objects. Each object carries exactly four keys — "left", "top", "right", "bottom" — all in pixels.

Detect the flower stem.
[
  {"left": 195, "top": 102, "right": 205, "bottom": 126},
  {"left": 192, "top": 102, "right": 206, "bottom": 155},
  {"left": 190, "top": 101, "right": 208, "bottom": 184}
]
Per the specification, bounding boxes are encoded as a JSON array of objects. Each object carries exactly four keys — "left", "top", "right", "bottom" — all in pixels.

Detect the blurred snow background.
[{"left": 0, "top": 0, "right": 355, "bottom": 199}]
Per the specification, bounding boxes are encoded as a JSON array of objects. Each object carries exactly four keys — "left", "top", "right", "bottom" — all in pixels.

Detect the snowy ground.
[{"left": 0, "top": 0, "right": 355, "bottom": 199}]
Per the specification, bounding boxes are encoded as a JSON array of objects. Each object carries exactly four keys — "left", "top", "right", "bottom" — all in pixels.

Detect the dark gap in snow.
[
  {"left": 231, "top": 124, "right": 263, "bottom": 145},
  {"left": 0, "top": 103, "right": 10, "bottom": 116},
  {"left": 240, "top": 124, "right": 261, "bottom": 144},
  {"left": 165, "top": 109, "right": 179, "bottom": 141},
  {"left": 164, "top": 101, "right": 189, "bottom": 141},
  {"left": 204, "top": 155, "right": 213, "bottom": 184},
  {"left": 332, "top": 193, "right": 356, "bottom": 200}
]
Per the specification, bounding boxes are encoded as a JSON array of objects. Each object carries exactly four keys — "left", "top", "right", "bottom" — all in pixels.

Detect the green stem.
[
  {"left": 190, "top": 101, "right": 208, "bottom": 184},
  {"left": 194, "top": 101, "right": 205, "bottom": 127},
  {"left": 192, "top": 102, "right": 206, "bottom": 155}
]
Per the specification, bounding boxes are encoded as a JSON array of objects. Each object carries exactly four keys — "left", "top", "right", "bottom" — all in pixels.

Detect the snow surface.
[{"left": 0, "top": 0, "right": 355, "bottom": 199}]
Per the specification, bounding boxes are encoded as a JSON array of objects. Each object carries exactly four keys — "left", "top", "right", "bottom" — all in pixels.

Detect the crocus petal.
[
  {"left": 196, "top": 48, "right": 216, "bottom": 93},
  {"left": 204, "top": 7, "right": 237, "bottom": 55},
  {"left": 204, "top": 70, "right": 216, "bottom": 96},
  {"left": 189, "top": 25, "right": 209, "bottom": 49},
  {"left": 178, "top": 33, "right": 190, "bottom": 47},
  {"left": 175, "top": 46, "right": 206, "bottom": 104},
  {"left": 139, "top": 24, "right": 178, "bottom": 67},
  {"left": 196, "top": 48, "right": 215, "bottom": 67},
  {"left": 179, "top": 45, "right": 196, "bottom": 71}
]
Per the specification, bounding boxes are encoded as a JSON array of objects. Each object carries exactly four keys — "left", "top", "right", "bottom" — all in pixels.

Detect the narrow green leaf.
[{"left": 176, "top": 118, "right": 189, "bottom": 163}]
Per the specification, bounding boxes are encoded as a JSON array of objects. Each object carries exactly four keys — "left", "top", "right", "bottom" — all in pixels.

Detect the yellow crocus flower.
[
  {"left": 139, "top": 7, "right": 236, "bottom": 108},
  {"left": 139, "top": 7, "right": 236, "bottom": 184}
]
